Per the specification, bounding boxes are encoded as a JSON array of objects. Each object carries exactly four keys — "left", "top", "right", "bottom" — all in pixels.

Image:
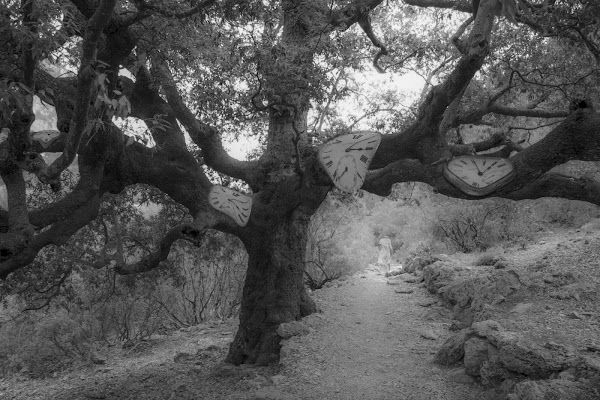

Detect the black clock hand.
[
  {"left": 471, "top": 159, "right": 484, "bottom": 175},
  {"left": 480, "top": 161, "right": 499, "bottom": 175},
  {"left": 345, "top": 146, "right": 374, "bottom": 152},
  {"left": 345, "top": 137, "right": 378, "bottom": 152}
]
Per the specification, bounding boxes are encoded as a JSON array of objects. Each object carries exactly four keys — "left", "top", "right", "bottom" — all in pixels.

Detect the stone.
[
  {"left": 248, "top": 375, "right": 270, "bottom": 390},
  {"left": 276, "top": 321, "right": 311, "bottom": 339},
  {"left": 447, "top": 368, "right": 475, "bottom": 384},
  {"left": 464, "top": 337, "right": 490, "bottom": 376},
  {"left": 472, "top": 320, "right": 504, "bottom": 338},
  {"left": 566, "top": 311, "right": 582, "bottom": 319},
  {"left": 494, "top": 260, "right": 508, "bottom": 269},
  {"left": 511, "top": 379, "right": 599, "bottom": 400},
  {"left": 90, "top": 350, "right": 107, "bottom": 365},
  {"left": 422, "top": 261, "right": 457, "bottom": 294},
  {"left": 498, "top": 338, "right": 571, "bottom": 378},
  {"left": 173, "top": 352, "right": 193, "bottom": 363},
  {"left": 395, "top": 288, "right": 414, "bottom": 294},
  {"left": 434, "top": 329, "right": 476, "bottom": 366},
  {"left": 479, "top": 361, "right": 520, "bottom": 388},
  {"left": 510, "top": 303, "right": 534, "bottom": 314},
  {"left": 419, "top": 329, "right": 439, "bottom": 340},
  {"left": 417, "top": 299, "right": 438, "bottom": 307},
  {"left": 270, "top": 374, "right": 286, "bottom": 386}
]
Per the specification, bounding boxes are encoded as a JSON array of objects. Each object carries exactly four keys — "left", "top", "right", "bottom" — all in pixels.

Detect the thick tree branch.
[
  {"left": 363, "top": 107, "right": 600, "bottom": 202},
  {"left": 149, "top": 58, "right": 260, "bottom": 185},
  {"left": 115, "top": 223, "right": 206, "bottom": 274},
  {"left": 0, "top": 195, "right": 102, "bottom": 279},
  {"left": 40, "top": 0, "right": 117, "bottom": 183},
  {"left": 371, "top": 0, "right": 499, "bottom": 168}
]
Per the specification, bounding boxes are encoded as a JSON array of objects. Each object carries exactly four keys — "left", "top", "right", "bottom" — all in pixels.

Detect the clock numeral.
[
  {"left": 332, "top": 170, "right": 338, "bottom": 179},
  {"left": 471, "top": 182, "right": 479, "bottom": 187},
  {"left": 360, "top": 155, "right": 368, "bottom": 163},
  {"left": 325, "top": 160, "right": 333, "bottom": 167},
  {"left": 353, "top": 134, "right": 363, "bottom": 139}
]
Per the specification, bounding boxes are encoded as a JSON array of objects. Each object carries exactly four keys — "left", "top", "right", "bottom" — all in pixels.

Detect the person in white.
[{"left": 377, "top": 235, "right": 393, "bottom": 272}]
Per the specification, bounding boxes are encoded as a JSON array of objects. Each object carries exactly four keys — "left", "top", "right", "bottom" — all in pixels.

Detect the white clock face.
[
  {"left": 208, "top": 186, "right": 253, "bottom": 227},
  {"left": 318, "top": 131, "right": 382, "bottom": 193},
  {"left": 444, "top": 156, "right": 516, "bottom": 196}
]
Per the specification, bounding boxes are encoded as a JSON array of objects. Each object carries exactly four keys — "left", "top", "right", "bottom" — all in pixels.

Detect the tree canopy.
[{"left": 1, "top": 0, "right": 600, "bottom": 364}]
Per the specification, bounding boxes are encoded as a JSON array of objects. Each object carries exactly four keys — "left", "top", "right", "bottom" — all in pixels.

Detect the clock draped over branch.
[
  {"left": 208, "top": 186, "right": 253, "bottom": 227},
  {"left": 443, "top": 156, "right": 516, "bottom": 196},
  {"left": 317, "top": 132, "right": 382, "bottom": 193}
]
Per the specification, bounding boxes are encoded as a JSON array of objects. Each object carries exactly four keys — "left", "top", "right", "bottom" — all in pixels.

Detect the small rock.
[
  {"left": 248, "top": 375, "right": 270, "bottom": 390},
  {"left": 417, "top": 299, "right": 438, "bottom": 307},
  {"left": 270, "top": 374, "right": 286, "bottom": 386},
  {"left": 447, "top": 369, "right": 475, "bottom": 384},
  {"left": 386, "top": 280, "right": 400, "bottom": 286},
  {"left": 395, "top": 288, "right": 414, "bottom": 294},
  {"left": 463, "top": 337, "right": 489, "bottom": 376},
  {"left": 567, "top": 311, "right": 582, "bottom": 319},
  {"left": 174, "top": 352, "right": 192, "bottom": 363},
  {"left": 419, "top": 329, "right": 439, "bottom": 340},
  {"left": 90, "top": 350, "right": 107, "bottom": 365},
  {"left": 510, "top": 303, "right": 534, "bottom": 314},
  {"left": 494, "top": 261, "right": 507, "bottom": 269},
  {"left": 173, "top": 383, "right": 187, "bottom": 392}
]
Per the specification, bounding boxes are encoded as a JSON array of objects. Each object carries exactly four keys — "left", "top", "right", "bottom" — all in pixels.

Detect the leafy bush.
[{"left": 0, "top": 310, "right": 96, "bottom": 378}]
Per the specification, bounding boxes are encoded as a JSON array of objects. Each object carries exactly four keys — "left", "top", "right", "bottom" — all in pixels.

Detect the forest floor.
[{"left": 1, "top": 225, "right": 599, "bottom": 400}]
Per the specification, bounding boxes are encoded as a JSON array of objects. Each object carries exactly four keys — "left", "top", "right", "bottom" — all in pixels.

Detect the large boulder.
[
  {"left": 422, "top": 261, "right": 459, "bottom": 294},
  {"left": 464, "top": 337, "right": 489, "bottom": 376},
  {"left": 433, "top": 328, "right": 476, "bottom": 366},
  {"left": 510, "top": 379, "right": 599, "bottom": 400}
]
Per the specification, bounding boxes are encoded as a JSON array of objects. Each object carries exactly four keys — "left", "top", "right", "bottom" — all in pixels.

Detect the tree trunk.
[{"left": 226, "top": 209, "right": 316, "bottom": 366}]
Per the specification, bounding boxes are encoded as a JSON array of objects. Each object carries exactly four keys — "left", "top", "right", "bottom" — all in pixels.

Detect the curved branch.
[
  {"left": 358, "top": 13, "right": 389, "bottom": 73},
  {"left": 115, "top": 223, "right": 206, "bottom": 275},
  {"left": 40, "top": 0, "right": 118, "bottom": 183},
  {"left": 363, "top": 107, "right": 600, "bottom": 204},
  {"left": 0, "top": 195, "right": 102, "bottom": 279},
  {"left": 149, "top": 58, "right": 260, "bottom": 184}
]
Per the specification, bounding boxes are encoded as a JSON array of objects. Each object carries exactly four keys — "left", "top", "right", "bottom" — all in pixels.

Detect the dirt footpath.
[
  {"left": 0, "top": 268, "right": 486, "bottom": 400},
  {"left": 276, "top": 269, "right": 485, "bottom": 400}
]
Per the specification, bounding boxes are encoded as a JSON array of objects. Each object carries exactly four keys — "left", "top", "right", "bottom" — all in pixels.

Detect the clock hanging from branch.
[
  {"left": 318, "top": 131, "right": 382, "bottom": 193},
  {"left": 208, "top": 186, "right": 253, "bottom": 227},
  {"left": 443, "top": 155, "right": 516, "bottom": 196}
]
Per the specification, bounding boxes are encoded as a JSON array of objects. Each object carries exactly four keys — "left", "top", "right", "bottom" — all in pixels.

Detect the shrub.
[{"left": 0, "top": 310, "right": 96, "bottom": 378}]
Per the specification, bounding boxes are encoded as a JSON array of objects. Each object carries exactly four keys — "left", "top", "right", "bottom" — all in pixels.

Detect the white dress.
[{"left": 377, "top": 237, "right": 393, "bottom": 267}]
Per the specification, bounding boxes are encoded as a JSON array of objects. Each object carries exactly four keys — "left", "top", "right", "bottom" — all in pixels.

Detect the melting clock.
[
  {"left": 208, "top": 186, "right": 253, "bottom": 227},
  {"left": 444, "top": 155, "right": 516, "bottom": 196},
  {"left": 318, "top": 131, "right": 382, "bottom": 193}
]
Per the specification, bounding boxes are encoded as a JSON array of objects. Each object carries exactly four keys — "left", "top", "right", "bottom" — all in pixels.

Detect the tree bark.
[{"left": 226, "top": 209, "right": 316, "bottom": 366}]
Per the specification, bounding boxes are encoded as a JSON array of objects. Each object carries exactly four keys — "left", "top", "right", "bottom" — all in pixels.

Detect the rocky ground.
[{"left": 1, "top": 222, "right": 600, "bottom": 400}]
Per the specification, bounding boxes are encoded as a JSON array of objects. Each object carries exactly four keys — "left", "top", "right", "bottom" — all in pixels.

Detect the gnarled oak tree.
[{"left": 1, "top": 0, "right": 599, "bottom": 365}]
